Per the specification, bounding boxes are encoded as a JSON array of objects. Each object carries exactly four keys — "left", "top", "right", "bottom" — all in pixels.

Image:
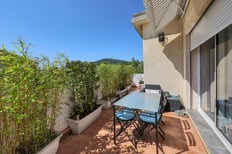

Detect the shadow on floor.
[{"left": 57, "top": 109, "right": 207, "bottom": 154}]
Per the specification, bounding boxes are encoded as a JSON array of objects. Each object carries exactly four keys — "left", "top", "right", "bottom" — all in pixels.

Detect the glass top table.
[
  {"left": 113, "top": 91, "right": 161, "bottom": 153},
  {"left": 113, "top": 91, "right": 161, "bottom": 112}
]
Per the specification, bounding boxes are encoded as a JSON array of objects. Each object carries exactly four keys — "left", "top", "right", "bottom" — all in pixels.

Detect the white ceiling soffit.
[{"left": 144, "top": 0, "right": 186, "bottom": 37}]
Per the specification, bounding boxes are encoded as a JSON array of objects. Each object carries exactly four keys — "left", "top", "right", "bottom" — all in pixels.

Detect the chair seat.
[
  {"left": 139, "top": 112, "right": 161, "bottom": 124},
  {"left": 115, "top": 110, "right": 135, "bottom": 121}
]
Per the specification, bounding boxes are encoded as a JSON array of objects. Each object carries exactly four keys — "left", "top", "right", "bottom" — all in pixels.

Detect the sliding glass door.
[
  {"left": 200, "top": 37, "right": 216, "bottom": 121},
  {"left": 216, "top": 25, "right": 232, "bottom": 143},
  {"left": 191, "top": 23, "right": 232, "bottom": 144}
]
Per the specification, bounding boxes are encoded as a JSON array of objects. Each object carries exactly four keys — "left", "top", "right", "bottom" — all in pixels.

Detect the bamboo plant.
[
  {"left": 0, "top": 41, "right": 68, "bottom": 153},
  {"left": 66, "top": 61, "right": 99, "bottom": 120},
  {"left": 96, "top": 63, "right": 135, "bottom": 100}
]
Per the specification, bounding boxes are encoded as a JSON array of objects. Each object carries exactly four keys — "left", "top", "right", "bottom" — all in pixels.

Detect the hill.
[{"left": 94, "top": 58, "right": 129, "bottom": 64}]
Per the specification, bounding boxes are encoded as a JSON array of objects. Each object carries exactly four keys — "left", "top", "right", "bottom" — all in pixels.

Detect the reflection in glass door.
[
  {"left": 200, "top": 37, "right": 216, "bottom": 121},
  {"left": 216, "top": 25, "right": 232, "bottom": 144},
  {"left": 190, "top": 48, "right": 199, "bottom": 109}
]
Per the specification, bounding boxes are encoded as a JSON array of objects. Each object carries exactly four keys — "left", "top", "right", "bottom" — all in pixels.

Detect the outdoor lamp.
[{"left": 158, "top": 32, "right": 165, "bottom": 42}]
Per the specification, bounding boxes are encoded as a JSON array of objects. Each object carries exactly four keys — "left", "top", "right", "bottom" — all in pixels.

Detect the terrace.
[
  {"left": 57, "top": 87, "right": 207, "bottom": 154},
  {"left": 1, "top": 0, "right": 232, "bottom": 153}
]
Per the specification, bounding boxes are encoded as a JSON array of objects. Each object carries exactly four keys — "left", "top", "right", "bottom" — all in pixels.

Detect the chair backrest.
[
  {"left": 144, "top": 84, "right": 162, "bottom": 94},
  {"left": 145, "top": 84, "right": 161, "bottom": 90},
  {"left": 143, "top": 84, "right": 165, "bottom": 123},
  {"left": 157, "top": 92, "right": 167, "bottom": 122},
  {"left": 160, "top": 95, "right": 167, "bottom": 113}
]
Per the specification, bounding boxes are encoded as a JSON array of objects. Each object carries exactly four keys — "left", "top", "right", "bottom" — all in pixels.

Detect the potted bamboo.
[
  {"left": 66, "top": 61, "right": 102, "bottom": 134},
  {"left": 0, "top": 41, "right": 67, "bottom": 154},
  {"left": 96, "top": 63, "right": 135, "bottom": 109},
  {"left": 96, "top": 63, "right": 121, "bottom": 109}
]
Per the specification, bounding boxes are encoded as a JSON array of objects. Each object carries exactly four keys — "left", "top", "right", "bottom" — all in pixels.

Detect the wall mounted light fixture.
[{"left": 158, "top": 32, "right": 165, "bottom": 42}]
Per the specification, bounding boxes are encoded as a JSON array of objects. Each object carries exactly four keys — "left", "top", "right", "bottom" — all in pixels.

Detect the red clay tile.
[{"left": 57, "top": 109, "right": 208, "bottom": 154}]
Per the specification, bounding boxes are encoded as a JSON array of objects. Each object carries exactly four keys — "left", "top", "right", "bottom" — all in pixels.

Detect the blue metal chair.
[
  {"left": 114, "top": 108, "right": 137, "bottom": 147},
  {"left": 145, "top": 84, "right": 162, "bottom": 91},
  {"left": 138, "top": 94, "right": 167, "bottom": 140},
  {"left": 143, "top": 86, "right": 166, "bottom": 126}
]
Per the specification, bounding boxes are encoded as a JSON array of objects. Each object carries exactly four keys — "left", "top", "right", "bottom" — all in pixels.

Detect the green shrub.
[
  {"left": 0, "top": 41, "right": 68, "bottom": 153},
  {"left": 96, "top": 63, "right": 135, "bottom": 99},
  {"left": 66, "top": 61, "right": 98, "bottom": 119}
]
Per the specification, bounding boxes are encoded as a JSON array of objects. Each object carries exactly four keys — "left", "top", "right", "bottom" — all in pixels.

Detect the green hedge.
[
  {"left": 96, "top": 63, "right": 135, "bottom": 99},
  {"left": 66, "top": 61, "right": 98, "bottom": 119},
  {"left": 0, "top": 42, "right": 68, "bottom": 153}
]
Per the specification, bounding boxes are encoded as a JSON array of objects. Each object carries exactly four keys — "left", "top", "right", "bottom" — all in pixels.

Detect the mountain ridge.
[{"left": 94, "top": 58, "right": 129, "bottom": 64}]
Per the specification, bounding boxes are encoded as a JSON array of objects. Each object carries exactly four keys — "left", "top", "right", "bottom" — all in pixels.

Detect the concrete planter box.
[
  {"left": 98, "top": 94, "right": 121, "bottom": 110},
  {"left": 139, "top": 83, "right": 144, "bottom": 90},
  {"left": 116, "top": 86, "right": 130, "bottom": 98},
  {"left": 126, "top": 85, "right": 132, "bottom": 91},
  {"left": 98, "top": 100, "right": 111, "bottom": 110},
  {"left": 66, "top": 105, "right": 103, "bottom": 134},
  {"left": 119, "top": 88, "right": 128, "bottom": 97},
  {"left": 37, "top": 133, "right": 62, "bottom": 154},
  {"left": 97, "top": 86, "right": 131, "bottom": 110}
]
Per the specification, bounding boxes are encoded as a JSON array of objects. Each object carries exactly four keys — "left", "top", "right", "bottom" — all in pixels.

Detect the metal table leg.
[
  {"left": 113, "top": 106, "right": 116, "bottom": 144},
  {"left": 156, "top": 112, "right": 158, "bottom": 154}
]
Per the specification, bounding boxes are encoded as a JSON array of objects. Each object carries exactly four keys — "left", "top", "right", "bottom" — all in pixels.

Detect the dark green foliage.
[
  {"left": 66, "top": 61, "right": 99, "bottom": 119},
  {"left": 95, "top": 57, "right": 143, "bottom": 73},
  {"left": 131, "top": 57, "right": 144, "bottom": 73},
  {"left": 94, "top": 58, "right": 129, "bottom": 64},
  {"left": 118, "top": 64, "right": 136, "bottom": 89}
]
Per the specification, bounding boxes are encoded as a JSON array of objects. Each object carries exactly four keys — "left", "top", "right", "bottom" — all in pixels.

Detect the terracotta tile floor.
[{"left": 57, "top": 108, "right": 208, "bottom": 154}]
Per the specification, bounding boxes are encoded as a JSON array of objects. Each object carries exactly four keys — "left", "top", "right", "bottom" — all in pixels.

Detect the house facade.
[{"left": 132, "top": 0, "right": 232, "bottom": 152}]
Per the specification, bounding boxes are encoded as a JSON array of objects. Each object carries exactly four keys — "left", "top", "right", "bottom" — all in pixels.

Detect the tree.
[{"left": 131, "top": 57, "right": 143, "bottom": 73}]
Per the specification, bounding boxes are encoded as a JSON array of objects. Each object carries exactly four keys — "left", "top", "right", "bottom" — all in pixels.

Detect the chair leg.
[
  {"left": 158, "top": 131, "right": 165, "bottom": 139},
  {"left": 134, "top": 120, "right": 147, "bottom": 137},
  {"left": 115, "top": 119, "right": 137, "bottom": 148},
  {"left": 132, "top": 120, "right": 144, "bottom": 137},
  {"left": 159, "top": 126, "right": 165, "bottom": 135},
  {"left": 115, "top": 120, "right": 131, "bottom": 137},
  {"left": 140, "top": 126, "right": 152, "bottom": 140}
]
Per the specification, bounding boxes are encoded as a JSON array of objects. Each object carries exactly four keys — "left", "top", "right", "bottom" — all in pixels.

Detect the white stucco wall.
[
  {"left": 142, "top": 18, "right": 184, "bottom": 99},
  {"left": 54, "top": 89, "right": 74, "bottom": 133}
]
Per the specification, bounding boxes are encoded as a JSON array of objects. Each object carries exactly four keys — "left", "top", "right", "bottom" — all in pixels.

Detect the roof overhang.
[
  {"left": 131, "top": 12, "right": 149, "bottom": 38},
  {"left": 132, "top": 0, "right": 188, "bottom": 38},
  {"left": 144, "top": 0, "right": 187, "bottom": 37}
]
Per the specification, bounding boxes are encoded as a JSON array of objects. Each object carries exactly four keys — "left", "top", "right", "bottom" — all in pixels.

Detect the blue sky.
[{"left": 0, "top": 0, "right": 144, "bottom": 62}]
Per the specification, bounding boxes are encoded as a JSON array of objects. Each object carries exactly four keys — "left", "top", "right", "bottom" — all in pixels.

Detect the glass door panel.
[
  {"left": 216, "top": 24, "right": 232, "bottom": 144},
  {"left": 190, "top": 48, "right": 199, "bottom": 109},
  {"left": 200, "top": 37, "right": 216, "bottom": 121}
]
